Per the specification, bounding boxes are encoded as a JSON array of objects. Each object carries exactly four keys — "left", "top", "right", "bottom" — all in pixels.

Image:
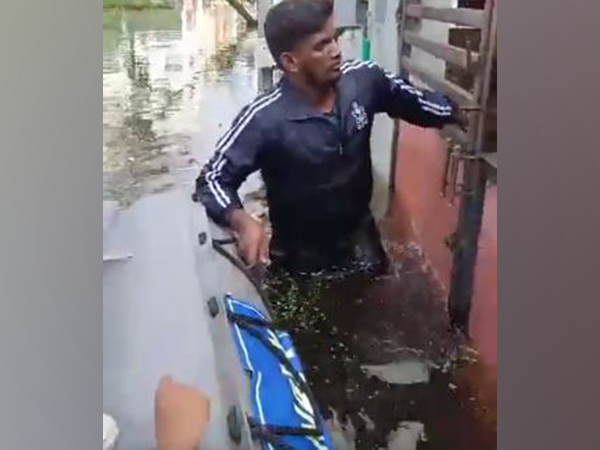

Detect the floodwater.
[
  {"left": 103, "top": 0, "right": 261, "bottom": 205},
  {"left": 103, "top": 2, "right": 496, "bottom": 449},
  {"left": 265, "top": 219, "right": 497, "bottom": 449}
]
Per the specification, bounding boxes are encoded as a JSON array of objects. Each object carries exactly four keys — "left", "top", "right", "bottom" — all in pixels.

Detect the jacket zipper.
[{"left": 337, "top": 106, "right": 346, "bottom": 157}]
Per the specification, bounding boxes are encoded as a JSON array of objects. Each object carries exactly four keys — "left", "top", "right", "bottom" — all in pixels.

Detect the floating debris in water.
[
  {"left": 361, "top": 359, "right": 431, "bottom": 385},
  {"left": 358, "top": 410, "right": 376, "bottom": 432},
  {"left": 326, "top": 409, "right": 357, "bottom": 450},
  {"left": 386, "top": 422, "right": 425, "bottom": 450}
]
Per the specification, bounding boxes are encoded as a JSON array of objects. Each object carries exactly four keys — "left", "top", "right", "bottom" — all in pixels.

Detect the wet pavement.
[{"left": 103, "top": 2, "right": 497, "bottom": 448}]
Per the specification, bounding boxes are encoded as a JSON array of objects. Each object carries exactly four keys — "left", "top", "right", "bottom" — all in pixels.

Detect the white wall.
[{"left": 368, "top": 0, "right": 401, "bottom": 220}]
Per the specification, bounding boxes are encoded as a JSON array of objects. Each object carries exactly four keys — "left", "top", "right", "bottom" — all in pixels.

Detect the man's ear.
[{"left": 280, "top": 52, "right": 299, "bottom": 74}]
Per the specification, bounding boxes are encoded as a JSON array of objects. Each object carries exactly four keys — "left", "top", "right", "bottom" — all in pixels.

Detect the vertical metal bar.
[
  {"left": 448, "top": 159, "right": 488, "bottom": 333},
  {"left": 389, "top": 0, "right": 415, "bottom": 197},
  {"left": 389, "top": 117, "right": 400, "bottom": 195},
  {"left": 475, "top": 1, "right": 497, "bottom": 151},
  {"left": 447, "top": 0, "right": 495, "bottom": 334},
  {"left": 389, "top": 0, "right": 409, "bottom": 195},
  {"left": 397, "top": 0, "right": 416, "bottom": 78},
  {"left": 448, "top": 149, "right": 460, "bottom": 204},
  {"left": 441, "top": 142, "right": 453, "bottom": 197},
  {"left": 258, "top": 68, "right": 274, "bottom": 93},
  {"left": 257, "top": 0, "right": 274, "bottom": 93}
]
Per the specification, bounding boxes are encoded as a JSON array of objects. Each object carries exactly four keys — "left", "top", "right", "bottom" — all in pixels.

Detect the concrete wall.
[
  {"left": 392, "top": 123, "right": 497, "bottom": 370},
  {"left": 367, "top": 0, "right": 401, "bottom": 220}
]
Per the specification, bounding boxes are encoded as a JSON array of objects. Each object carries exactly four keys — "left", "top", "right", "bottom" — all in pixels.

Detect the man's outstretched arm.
[{"left": 364, "top": 61, "right": 459, "bottom": 128}]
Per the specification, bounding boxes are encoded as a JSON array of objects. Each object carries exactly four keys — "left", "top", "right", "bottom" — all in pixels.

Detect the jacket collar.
[{"left": 279, "top": 77, "right": 338, "bottom": 121}]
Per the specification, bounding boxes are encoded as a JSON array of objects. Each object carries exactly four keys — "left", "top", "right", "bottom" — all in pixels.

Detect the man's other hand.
[{"left": 229, "top": 209, "right": 270, "bottom": 267}]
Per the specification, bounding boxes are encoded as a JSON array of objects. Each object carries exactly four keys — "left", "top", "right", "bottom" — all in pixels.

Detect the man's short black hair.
[{"left": 264, "top": 0, "right": 334, "bottom": 68}]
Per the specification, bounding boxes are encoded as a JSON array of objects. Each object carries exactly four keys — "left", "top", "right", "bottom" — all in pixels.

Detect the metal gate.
[{"left": 395, "top": 0, "right": 497, "bottom": 333}]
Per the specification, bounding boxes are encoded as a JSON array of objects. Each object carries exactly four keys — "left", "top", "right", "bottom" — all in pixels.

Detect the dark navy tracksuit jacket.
[{"left": 196, "top": 59, "right": 456, "bottom": 246}]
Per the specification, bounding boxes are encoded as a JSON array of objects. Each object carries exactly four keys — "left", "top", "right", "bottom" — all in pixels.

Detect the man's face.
[{"left": 284, "top": 17, "right": 342, "bottom": 87}]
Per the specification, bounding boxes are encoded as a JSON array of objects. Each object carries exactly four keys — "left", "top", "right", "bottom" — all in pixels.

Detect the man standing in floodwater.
[{"left": 196, "top": 0, "right": 458, "bottom": 275}]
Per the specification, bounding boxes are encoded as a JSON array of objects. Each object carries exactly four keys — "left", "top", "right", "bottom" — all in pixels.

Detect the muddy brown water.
[
  {"left": 103, "top": 3, "right": 496, "bottom": 448},
  {"left": 264, "top": 220, "right": 497, "bottom": 450}
]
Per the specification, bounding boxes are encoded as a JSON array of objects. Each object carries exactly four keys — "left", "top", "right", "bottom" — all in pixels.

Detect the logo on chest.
[{"left": 351, "top": 101, "right": 369, "bottom": 131}]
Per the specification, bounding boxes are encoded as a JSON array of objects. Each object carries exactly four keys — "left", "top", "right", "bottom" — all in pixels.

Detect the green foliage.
[{"left": 103, "top": 0, "right": 173, "bottom": 11}]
